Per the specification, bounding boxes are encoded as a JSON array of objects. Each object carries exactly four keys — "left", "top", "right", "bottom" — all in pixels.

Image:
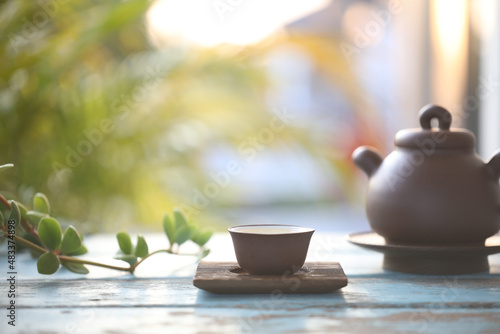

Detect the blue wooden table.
[{"left": 1, "top": 232, "right": 500, "bottom": 333}]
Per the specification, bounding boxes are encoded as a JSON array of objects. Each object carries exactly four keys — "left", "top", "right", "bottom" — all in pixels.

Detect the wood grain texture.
[
  {"left": 193, "top": 262, "right": 348, "bottom": 294},
  {"left": 3, "top": 276, "right": 500, "bottom": 309},
  {"left": 5, "top": 308, "right": 500, "bottom": 334},
  {"left": 1, "top": 277, "right": 500, "bottom": 333}
]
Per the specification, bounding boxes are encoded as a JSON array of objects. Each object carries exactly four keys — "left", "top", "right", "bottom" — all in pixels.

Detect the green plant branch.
[
  {"left": 0, "top": 193, "right": 10, "bottom": 210},
  {"left": 0, "top": 193, "right": 43, "bottom": 244},
  {"left": 1, "top": 190, "right": 212, "bottom": 276},
  {"left": 20, "top": 219, "right": 43, "bottom": 243},
  {"left": 129, "top": 248, "right": 206, "bottom": 271},
  {"left": 0, "top": 231, "right": 129, "bottom": 272},
  {"left": 3, "top": 232, "right": 204, "bottom": 275},
  {"left": 3, "top": 232, "right": 133, "bottom": 273},
  {"left": 6, "top": 233, "right": 47, "bottom": 254},
  {"left": 166, "top": 249, "right": 207, "bottom": 257},
  {"left": 129, "top": 249, "right": 170, "bottom": 271},
  {"left": 59, "top": 256, "right": 133, "bottom": 273}
]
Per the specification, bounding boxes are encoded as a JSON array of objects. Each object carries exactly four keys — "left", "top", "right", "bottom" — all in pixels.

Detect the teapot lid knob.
[
  {"left": 395, "top": 104, "right": 475, "bottom": 149},
  {"left": 419, "top": 105, "right": 452, "bottom": 131}
]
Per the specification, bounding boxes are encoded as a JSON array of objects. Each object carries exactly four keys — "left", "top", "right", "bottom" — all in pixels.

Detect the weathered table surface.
[{"left": 1, "top": 232, "right": 499, "bottom": 334}]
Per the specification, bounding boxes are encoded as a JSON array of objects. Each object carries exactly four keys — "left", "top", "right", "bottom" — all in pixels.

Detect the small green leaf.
[
  {"left": 175, "top": 225, "right": 192, "bottom": 246},
  {"left": 191, "top": 230, "right": 213, "bottom": 247},
  {"left": 38, "top": 217, "right": 62, "bottom": 250},
  {"left": 134, "top": 235, "right": 148, "bottom": 258},
  {"left": 8, "top": 201, "right": 21, "bottom": 228},
  {"left": 114, "top": 254, "right": 137, "bottom": 265},
  {"left": 62, "top": 262, "right": 89, "bottom": 274},
  {"left": 37, "top": 252, "right": 60, "bottom": 275},
  {"left": 16, "top": 201, "right": 28, "bottom": 222},
  {"left": 163, "top": 214, "right": 175, "bottom": 245},
  {"left": 199, "top": 248, "right": 211, "bottom": 259},
  {"left": 61, "top": 226, "right": 82, "bottom": 254},
  {"left": 190, "top": 230, "right": 200, "bottom": 243},
  {"left": 27, "top": 210, "right": 49, "bottom": 226},
  {"left": 173, "top": 209, "right": 188, "bottom": 230},
  {"left": 33, "top": 193, "right": 50, "bottom": 215},
  {"left": 116, "top": 232, "right": 133, "bottom": 255},
  {"left": 66, "top": 244, "right": 87, "bottom": 256},
  {"left": 0, "top": 163, "right": 14, "bottom": 173},
  {"left": 0, "top": 211, "right": 4, "bottom": 228}
]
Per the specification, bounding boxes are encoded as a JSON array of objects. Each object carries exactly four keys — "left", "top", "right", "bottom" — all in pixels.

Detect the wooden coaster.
[{"left": 193, "top": 262, "right": 348, "bottom": 294}]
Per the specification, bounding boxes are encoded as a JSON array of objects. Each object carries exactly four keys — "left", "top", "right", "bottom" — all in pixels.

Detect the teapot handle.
[
  {"left": 419, "top": 105, "right": 452, "bottom": 130},
  {"left": 488, "top": 151, "right": 500, "bottom": 214},
  {"left": 487, "top": 150, "right": 500, "bottom": 179}
]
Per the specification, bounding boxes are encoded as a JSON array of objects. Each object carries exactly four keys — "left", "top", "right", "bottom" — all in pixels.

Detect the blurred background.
[{"left": 1, "top": 0, "right": 499, "bottom": 233}]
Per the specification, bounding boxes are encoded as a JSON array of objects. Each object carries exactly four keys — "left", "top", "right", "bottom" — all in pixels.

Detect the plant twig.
[
  {"left": 130, "top": 249, "right": 206, "bottom": 272},
  {"left": 3, "top": 231, "right": 202, "bottom": 275},
  {"left": 0, "top": 193, "right": 11, "bottom": 210},
  {"left": 3, "top": 233, "right": 132, "bottom": 273},
  {"left": 0, "top": 193, "right": 43, "bottom": 244},
  {"left": 59, "top": 256, "right": 133, "bottom": 273},
  {"left": 2, "top": 192, "right": 211, "bottom": 275},
  {"left": 20, "top": 219, "right": 42, "bottom": 243},
  {"left": 130, "top": 249, "right": 170, "bottom": 271},
  {"left": 8, "top": 234, "right": 47, "bottom": 254}
]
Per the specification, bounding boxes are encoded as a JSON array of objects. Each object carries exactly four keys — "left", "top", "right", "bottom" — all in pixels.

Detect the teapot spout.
[
  {"left": 487, "top": 150, "right": 500, "bottom": 179},
  {"left": 352, "top": 146, "right": 383, "bottom": 177}
]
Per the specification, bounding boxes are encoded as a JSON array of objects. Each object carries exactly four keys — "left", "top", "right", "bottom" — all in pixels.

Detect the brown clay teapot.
[{"left": 353, "top": 105, "right": 500, "bottom": 245}]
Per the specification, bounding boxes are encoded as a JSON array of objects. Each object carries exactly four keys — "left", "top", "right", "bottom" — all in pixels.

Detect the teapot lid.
[{"left": 395, "top": 105, "right": 476, "bottom": 150}]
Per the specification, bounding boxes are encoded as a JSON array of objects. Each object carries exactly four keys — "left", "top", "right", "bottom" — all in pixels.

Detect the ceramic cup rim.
[{"left": 228, "top": 224, "right": 315, "bottom": 236}]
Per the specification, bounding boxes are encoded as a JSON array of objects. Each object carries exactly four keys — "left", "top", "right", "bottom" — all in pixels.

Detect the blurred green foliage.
[
  {"left": 0, "top": 0, "right": 280, "bottom": 231},
  {"left": 0, "top": 1, "right": 383, "bottom": 232}
]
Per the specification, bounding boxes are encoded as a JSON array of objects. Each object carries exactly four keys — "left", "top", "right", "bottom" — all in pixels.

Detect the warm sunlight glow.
[
  {"left": 430, "top": 0, "right": 469, "bottom": 125},
  {"left": 431, "top": 0, "right": 468, "bottom": 58},
  {"left": 146, "top": 0, "right": 330, "bottom": 47}
]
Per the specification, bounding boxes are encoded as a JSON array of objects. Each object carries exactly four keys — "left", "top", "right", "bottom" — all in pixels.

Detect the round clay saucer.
[{"left": 347, "top": 231, "right": 500, "bottom": 275}]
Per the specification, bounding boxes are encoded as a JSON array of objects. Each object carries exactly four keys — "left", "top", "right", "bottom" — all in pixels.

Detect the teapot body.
[
  {"left": 366, "top": 148, "right": 500, "bottom": 244},
  {"left": 353, "top": 105, "right": 500, "bottom": 245}
]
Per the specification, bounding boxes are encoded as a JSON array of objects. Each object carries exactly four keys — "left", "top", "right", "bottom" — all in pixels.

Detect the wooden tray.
[
  {"left": 347, "top": 231, "right": 500, "bottom": 275},
  {"left": 193, "top": 262, "right": 348, "bottom": 294}
]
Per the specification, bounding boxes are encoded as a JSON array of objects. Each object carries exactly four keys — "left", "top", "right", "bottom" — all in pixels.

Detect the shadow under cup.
[{"left": 228, "top": 224, "right": 315, "bottom": 275}]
